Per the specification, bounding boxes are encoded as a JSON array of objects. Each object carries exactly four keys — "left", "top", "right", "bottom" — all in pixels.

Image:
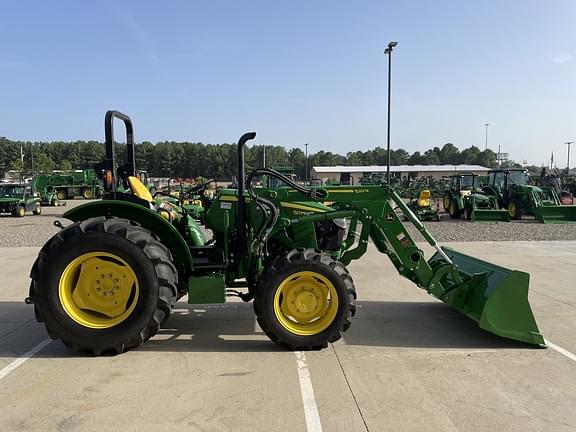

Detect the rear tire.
[
  {"left": 443, "top": 194, "right": 451, "bottom": 212},
  {"left": 254, "top": 249, "right": 356, "bottom": 350},
  {"left": 29, "top": 217, "right": 177, "bottom": 355}
]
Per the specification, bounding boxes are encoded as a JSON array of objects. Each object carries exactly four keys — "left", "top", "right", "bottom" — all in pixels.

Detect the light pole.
[
  {"left": 262, "top": 145, "right": 266, "bottom": 168},
  {"left": 484, "top": 123, "right": 490, "bottom": 150},
  {"left": 384, "top": 41, "right": 398, "bottom": 185},
  {"left": 566, "top": 141, "right": 573, "bottom": 170},
  {"left": 305, "top": 143, "right": 309, "bottom": 184}
]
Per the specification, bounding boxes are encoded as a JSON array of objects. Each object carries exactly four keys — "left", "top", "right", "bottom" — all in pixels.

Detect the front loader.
[
  {"left": 26, "top": 111, "right": 544, "bottom": 355},
  {"left": 443, "top": 174, "right": 509, "bottom": 222},
  {"left": 484, "top": 169, "right": 576, "bottom": 223}
]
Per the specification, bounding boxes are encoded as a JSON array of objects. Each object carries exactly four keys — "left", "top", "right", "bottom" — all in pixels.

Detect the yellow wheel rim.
[
  {"left": 59, "top": 252, "right": 139, "bottom": 329},
  {"left": 443, "top": 195, "right": 450, "bottom": 210},
  {"left": 273, "top": 271, "right": 339, "bottom": 336},
  {"left": 508, "top": 203, "right": 516, "bottom": 218},
  {"left": 83, "top": 189, "right": 93, "bottom": 199},
  {"left": 57, "top": 191, "right": 65, "bottom": 200},
  {"left": 449, "top": 202, "right": 456, "bottom": 216}
]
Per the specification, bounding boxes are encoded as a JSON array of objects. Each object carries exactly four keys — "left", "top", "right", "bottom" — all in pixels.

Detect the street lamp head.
[{"left": 385, "top": 41, "right": 398, "bottom": 54}]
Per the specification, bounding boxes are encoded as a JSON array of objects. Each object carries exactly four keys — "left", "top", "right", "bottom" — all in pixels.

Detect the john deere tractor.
[
  {"left": 443, "top": 174, "right": 508, "bottom": 222},
  {"left": 483, "top": 169, "right": 576, "bottom": 223},
  {"left": 26, "top": 111, "right": 544, "bottom": 355}
]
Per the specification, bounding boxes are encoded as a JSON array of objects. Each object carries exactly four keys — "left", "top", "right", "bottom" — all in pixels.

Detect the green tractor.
[
  {"left": 443, "top": 174, "right": 508, "bottom": 222},
  {"left": 0, "top": 183, "right": 42, "bottom": 217},
  {"left": 26, "top": 111, "right": 544, "bottom": 355},
  {"left": 483, "top": 169, "right": 576, "bottom": 223}
]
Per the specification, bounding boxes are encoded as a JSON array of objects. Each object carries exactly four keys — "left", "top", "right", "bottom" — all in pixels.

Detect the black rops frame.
[{"left": 95, "top": 110, "right": 136, "bottom": 194}]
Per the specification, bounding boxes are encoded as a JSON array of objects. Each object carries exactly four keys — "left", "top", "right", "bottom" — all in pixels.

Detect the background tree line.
[{"left": 0, "top": 136, "right": 525, "bottom": 180}]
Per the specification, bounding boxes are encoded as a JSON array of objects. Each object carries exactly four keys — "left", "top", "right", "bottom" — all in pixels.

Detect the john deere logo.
[{"left": 385, "top": 212, "right": 395, "bottom": 222}]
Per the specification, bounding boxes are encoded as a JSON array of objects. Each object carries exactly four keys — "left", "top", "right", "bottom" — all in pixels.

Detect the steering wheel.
[
  {"left": 152, "top": 190, "right": 180, "bottom": 202},
  {"left": 181, "top": 179, "right": 215, "bottom": 200}
]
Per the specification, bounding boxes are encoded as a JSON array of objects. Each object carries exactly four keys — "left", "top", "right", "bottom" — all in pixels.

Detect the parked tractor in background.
[
  {"left": 443, "top": 174, "right": 508, "bottom": 222},
  {"left": 33, "top": 169, "right": 102, "bottom": 202},
  {"left": 26, "top": 110, "right": 544, "bottom": 356},
  {"left": 483, "top": 169, "right": 576, "bottom": 223},
  {"left": 0, "top": 183, "right": 42, "bottom": 217}
]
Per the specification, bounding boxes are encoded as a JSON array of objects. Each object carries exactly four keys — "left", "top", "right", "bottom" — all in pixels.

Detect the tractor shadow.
[
  {"left": 341, "top": 301, "right": 537, "bottom": 349},
  {"left": 0, "top": 300, "right": 535, "bottom": 358}
]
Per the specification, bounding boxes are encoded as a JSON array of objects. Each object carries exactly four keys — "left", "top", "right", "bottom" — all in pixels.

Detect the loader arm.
[{"left": 260, "top": 185, "right": 544, "bottom": 346}]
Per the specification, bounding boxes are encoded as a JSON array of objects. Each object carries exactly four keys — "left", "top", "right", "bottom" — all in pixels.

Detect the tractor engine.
[{"left": 315, "top": 218, "right": 346, "bottom": 251}]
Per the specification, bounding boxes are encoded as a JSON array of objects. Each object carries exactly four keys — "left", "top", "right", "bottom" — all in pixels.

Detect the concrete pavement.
[{"left": 1, "top": 242, "right": 576, "bottom": 431}]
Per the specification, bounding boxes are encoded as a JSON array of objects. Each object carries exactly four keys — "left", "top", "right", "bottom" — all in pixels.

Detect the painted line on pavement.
[
  {"left": 295, "top": 351, "right": 323, "bottom": 432},
  {"left": 0, "top": 338, "right": 52, "bottom": 381},
  {"left": 545, "top": 339, "right": 576, "bottom": 363}
]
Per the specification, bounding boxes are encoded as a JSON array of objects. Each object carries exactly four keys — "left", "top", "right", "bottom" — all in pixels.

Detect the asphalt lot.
[{"left": 1, "top": 238, "right": 576, "bottom": 431}]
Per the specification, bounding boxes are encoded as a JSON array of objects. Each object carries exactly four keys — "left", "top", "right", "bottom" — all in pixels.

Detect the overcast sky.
[{"left": 1, "top": 0, "right": 574, "bottom": 166}]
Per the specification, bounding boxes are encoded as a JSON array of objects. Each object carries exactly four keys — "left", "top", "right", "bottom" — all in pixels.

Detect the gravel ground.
[
  {"left": 405, "top": 213, "right": 576, "bottom": 242},
  {"left": 1, "top": 200, "right": 575, "bottom": 247}
]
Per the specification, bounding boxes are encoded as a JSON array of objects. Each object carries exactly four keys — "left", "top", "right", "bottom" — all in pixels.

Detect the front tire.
[
  {"left": 56, "top": 190, "right": 67, "bottom": 201},
  {"left": 508, "top": 201, "right": 523, "bottom": 220},
  {"left": 449, "top": 201, "right": 462, "bottom": 219},
  {"left": 82, "top": 188, "right": 93, "bottom": 199},
  {"left": 463, "top": 206, "right": 473, "bottom": 221},
  {"left": 14, "top": 206, "right": 25, "bottom": 217},
  {"left": 29, "top": 217, "right": 177, "bottom": 355},
  {"left": 254, "top": 249, "right": 356, "bottom": 350},
  {"left": 33, "top": 203, "right": 41, "bottom": 215}
]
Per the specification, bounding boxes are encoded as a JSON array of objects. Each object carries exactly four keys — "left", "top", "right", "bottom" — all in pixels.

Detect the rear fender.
[{"left": 63, "top": 200, "right": 194, "bottom": 271}]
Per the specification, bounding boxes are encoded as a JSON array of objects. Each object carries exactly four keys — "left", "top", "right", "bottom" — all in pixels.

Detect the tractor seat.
[
  {"left": 127, "top": 176, "right": 154, "bottom": 202},
  {"left": 417, "top": 190, "right": 431, "bottom": 208},
  {"left": 127, "top": 176, "right": 178, "bottom": 222}
]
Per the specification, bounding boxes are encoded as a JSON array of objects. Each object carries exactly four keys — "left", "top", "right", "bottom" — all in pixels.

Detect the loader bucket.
[
  {"left": 472, "top": 209, "right": 510, "bottom": 222},
  {"left": 427, "top": 247, "right": 544, "bottom": 346},
  {"left": 534, "top": 205, "right": 576, "bottom": 223}
]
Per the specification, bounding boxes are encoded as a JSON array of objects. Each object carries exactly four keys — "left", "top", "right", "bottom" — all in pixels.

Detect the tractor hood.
[
  {"left": 512, "top": 184, "right": 542, "bottom": 193},
  {"left": 0, "top": 197, "right": 19, "bottom": 204},
  {"left": 470, "top": 192, "right": 490, "bottom": 201}
]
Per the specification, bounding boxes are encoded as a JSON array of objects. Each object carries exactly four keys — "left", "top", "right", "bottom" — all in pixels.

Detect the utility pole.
[
  {"left": 263, "top": 145, "right": 266, "bottom": 168},
  {"left": 566, "top": 141, "right": 573, "bottom": 170},
  {"left": 305, "top": 143, "right": 309, "bottom": 184},
  {"left": 384, "top": 41, "right": 398, "bottom": 185},
  {"left": 484, "top": 123, "right": 490, "bottom": 150}
]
